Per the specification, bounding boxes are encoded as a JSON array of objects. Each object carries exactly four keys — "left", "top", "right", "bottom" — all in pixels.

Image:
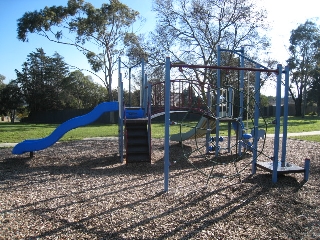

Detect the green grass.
[
  {"left": 0, "top": 122, "right": 118, "bottom": 143},
  {"left": 261, "top": 116, "right": 320, "bottom": 134},
  {"left": 1, "top": 115, "right": 320, "bottom": 143},
  {"left": 290, "top": 135, "right": 320, "bottom": 142}
]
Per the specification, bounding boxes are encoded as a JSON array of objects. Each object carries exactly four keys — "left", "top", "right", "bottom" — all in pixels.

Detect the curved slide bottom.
[
  {"left": 170, "top": 117, "right": 216, "bottom": 142},
  {"left": 12, "top": 102, "right": 119, "bottom": 155}
]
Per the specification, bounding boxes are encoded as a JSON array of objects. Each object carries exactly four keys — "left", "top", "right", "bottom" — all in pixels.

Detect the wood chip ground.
[{"left": 1, "top": 138, "right": 319, "bottom": 239}]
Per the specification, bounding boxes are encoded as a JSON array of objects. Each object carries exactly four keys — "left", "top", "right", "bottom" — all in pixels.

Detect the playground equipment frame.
[{"left": 163, "top": 45, "right": 310, "bottom": 192}]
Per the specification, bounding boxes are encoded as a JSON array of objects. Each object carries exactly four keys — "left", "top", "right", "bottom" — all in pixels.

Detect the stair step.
[
  {"left": 127, "top": 145, "right": 149, "bottom": 152},
  {"left": 126, "top": 153, "right": 150, "bottom": 163},
  {"left": 127, "top": 138, "right": 149, "bottom": 146},
  {"left": 125, "top": 119, "right": 150, "bottom": 163},
  {"left": 127, "top": 135, "right": 148, "bottom": 139}
]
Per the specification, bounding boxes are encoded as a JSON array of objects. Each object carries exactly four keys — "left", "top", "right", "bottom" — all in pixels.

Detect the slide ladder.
[{"left": 125, "top": 118, "right": 151, "bottom": 163}]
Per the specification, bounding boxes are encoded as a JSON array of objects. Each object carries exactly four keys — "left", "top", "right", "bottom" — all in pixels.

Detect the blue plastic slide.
[{"left": 12, "top": 102, "right": 119, "bottom": 155}]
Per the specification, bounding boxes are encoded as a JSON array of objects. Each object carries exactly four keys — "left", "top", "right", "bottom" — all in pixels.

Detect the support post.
[
  {"left": 227, "top": 86, "right": 233, "bottom": 152},
  {"left": 239, "top": 47, "right": 245, "bottom": 117},
  {"left": 281, "top": 66, "right": 290, "bottom": 167},
  {"left": 273, "top": 64, "right": 283, "bottom": 183},
  {"left": 252, "top": 65, "right": 260, "bottom": 174},
  {"left": 238, "top": 47, "right": 245, "bottom": 156},
  {"left": 144, "top": 73, "right": 148, "bottom": 117},
  {"left": 304, "top": 159, "right": 310, "bottom": 181},
  {"left": 206, "top": 85, "right": 211, "bottom": 153},
  {"left": 140, "top": 58, "right": 145, "bottom": 108},
  {"left": 129, "top": 67, "right": 132, "bottom": 107},
  {"left": 118, "top": 57, "right": 124, "bottom": 163},
  {"left": 164, "top": 57, "right": 171, "bottom": 192},
  {"left": 228, "top": 86, "right": 233, "bottom": 117},
  {"left": 215, "top": 46, "right": 221, "bottom": 157}
]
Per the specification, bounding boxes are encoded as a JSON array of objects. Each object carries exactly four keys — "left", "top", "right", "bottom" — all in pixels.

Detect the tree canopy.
[
  {"left": 287, "top": 20, "right": 320, "bottom": 116},
  {"left": 15, "top": 48, "right": 70, "bottom": 113},
  {"left": 0, "top": 74, "right": 5, "bottom": 91},
  {"left": 61, "top": 70, "right": 109, "bottom": 109},
  {"left": 146, "top": 0, "right": 270, "bottom": 88},
  {"left": 15, "top": 49, "right": 109, "bottom": 113},
  {"left": 0, "top": 80, "right": 24, "bottom": 122},
  {"left": 17, "top": 0, "right": 140, "bottom": 100}
]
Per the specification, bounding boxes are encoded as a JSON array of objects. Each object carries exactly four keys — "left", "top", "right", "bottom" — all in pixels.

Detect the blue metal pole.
[
  {"left": 148, "top": 82, "right": 152, "bottom": 117},
  {"left": 238, "top": 47, "right": 245, "bottom": 156},
  {"left": 227, "top": 87, "right": 233, "bottom": 152},
  {"left": 273, "top": 64, "right": 283, "bottom": 183},
  {"left": 228, "top": 87, "right": 233, "bottom": 117},
  {"left": 216, "top": 46, "right": 221, "bottom": 157},
  {"left": 239, "top": 47, "right": 245, "bottom": 117},
  {"left": 144, "top": 74, "right": 148, "bottom": 117},
  {"left": 281, "top": 66, "right": 289, "bottom": 167},
  {"left": 141, "top": 58, "right": 145, "bottom": 108},
  {"left": 147, "top": 81, "right": 152, "bottom": 160},
  {"left": 118, "top": 57, "right": 124, "bottom": 163},
  {"left": 129, "top": 67, "right": 132, "bottom": 106},
  {"left": 206, "top": 85, "right": 211, "bottom": 153},
  {"left": 164, "top": 57, "right": 171, "bottom": 192},
  {"left": 252, "top": 65, "right": 260, "bottom": 174},
  {"left": 304, "top": 158, "right": 310, "bottom": 181}
]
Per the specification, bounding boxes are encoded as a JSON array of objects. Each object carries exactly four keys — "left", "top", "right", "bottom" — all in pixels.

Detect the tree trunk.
[
  {"left": 294, "top": 97, "right": 302, "bottom": 116},
  {"left": 317, "top": 94, "right": 320, "bottom": 116},
  {"left": 10, "top": 109, "right": 15, "bottom": 124}
]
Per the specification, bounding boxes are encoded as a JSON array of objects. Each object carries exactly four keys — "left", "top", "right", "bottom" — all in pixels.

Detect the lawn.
[{"left": 1, "top": 115, "right": 320, "bottom": 143}]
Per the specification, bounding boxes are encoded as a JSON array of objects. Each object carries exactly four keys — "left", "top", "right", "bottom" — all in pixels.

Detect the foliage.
[
  {"left": 287, "top": 20, "right": 320, "bottom": 117},
  {"left": 0, "top": 80, "right": 24, "bottom": 121},
  {"left": 111, "top": 88, "right": 140, "bottom": 107},
  {"left": 15, "top": 49, "right": 108, "bottom": 114},
  {"left": 124, "top": 33, "right": 148, "bottom": 64},
  {"left": 0, "top": 74, "right": 5, "bottom": 90},
  {"left": 259, "top": 94, "right": 269, "bottom": 108},
  {"left": 0, "top": 74, "right": 7, "bottom": 115},
  {"left": 146, "top": 0, "right": 270, "bottom": 89},
  {"left": 61, "top": 70, "right": 109, "bottom": 109},
  {"left": 17, "top": 0, "right": 140, "bottom": 100},
  {"left": 307, "top": 53, "right": 320, "bottom": 115},
  {"left": 15, "top": 48, "right": 70, "bottom": 113},
  {"left": 308, "top": 71, "right": 320, "bottom": 115}
]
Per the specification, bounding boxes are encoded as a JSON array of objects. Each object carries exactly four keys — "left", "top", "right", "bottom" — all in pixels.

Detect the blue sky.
[
  {"left": 0, "top": 0, "right": 319, "bottom": 94},
  {"left": 0, "top": 0, "right": 156, "bottom": 86}
]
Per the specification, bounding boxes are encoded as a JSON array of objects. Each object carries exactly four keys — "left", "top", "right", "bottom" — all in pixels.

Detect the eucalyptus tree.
[
  {"left": 287, "top": 20, "right": 320, "bottom": 117},
  {"left": 149, "top": 0, "right": 270, "bottom": 90},
  {"left": 17, "top": 0, "right": 140, "bottom": 100}
]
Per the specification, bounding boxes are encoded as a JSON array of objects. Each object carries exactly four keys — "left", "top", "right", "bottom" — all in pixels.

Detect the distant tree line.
[
  {"left": 0, "top": 48, "right": 141, "bottom": 122},
  {"left": 2, "top": 0, "right": 318, "bottom": 121}
]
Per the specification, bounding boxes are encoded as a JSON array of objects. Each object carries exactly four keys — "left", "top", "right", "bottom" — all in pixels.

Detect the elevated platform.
[
  {"left": 256, "top": 159, "right": 310, "bottom": 181},
  {"left": 256, "top": 161, "right": 305, "bottom": 174}
]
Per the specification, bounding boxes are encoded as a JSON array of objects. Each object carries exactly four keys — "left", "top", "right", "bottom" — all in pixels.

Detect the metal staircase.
[{"left": 125, "top": 118, "right": 151, "bottom": 163}]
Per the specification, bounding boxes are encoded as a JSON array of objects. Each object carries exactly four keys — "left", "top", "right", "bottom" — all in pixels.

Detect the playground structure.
[
  {"left": 162, "top": 46, "right": 310, "bottom": 192},
  {"left": 12, "top": 46, "right": 311, "bottom": 192}
]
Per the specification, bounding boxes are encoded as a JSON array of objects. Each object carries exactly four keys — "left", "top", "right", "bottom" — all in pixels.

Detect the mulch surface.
[{"left": 0, "top": 138, "right": 319, "bottom": 239}]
